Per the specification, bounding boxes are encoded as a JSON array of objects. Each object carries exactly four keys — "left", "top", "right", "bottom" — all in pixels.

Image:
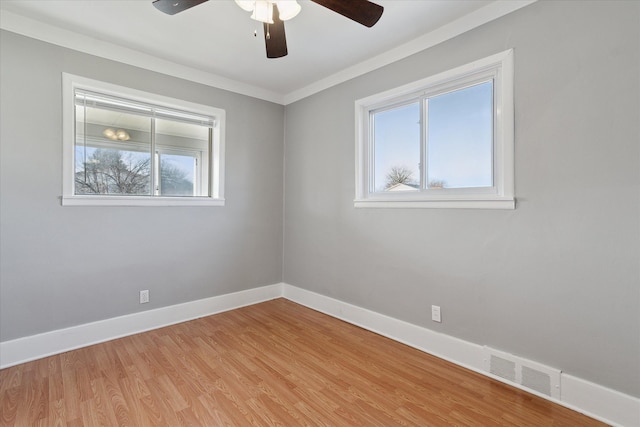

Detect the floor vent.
[{"left": 482, "top": 346, "right": 561, "bottom": 399}]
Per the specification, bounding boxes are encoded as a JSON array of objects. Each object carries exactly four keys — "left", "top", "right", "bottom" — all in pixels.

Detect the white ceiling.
[{"left": 0, "top": 0, "right": 533, "bottom": 104}]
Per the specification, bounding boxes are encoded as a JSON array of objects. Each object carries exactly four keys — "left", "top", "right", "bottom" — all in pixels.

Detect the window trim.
[
  {"left": 354, "top": 49, "right": 514, "bottom": 209},
  {"left": 62, "top": 73, "right": 225, "bottom": 206},
  {"left": 155, "top": 148, "right": 204, "bottom": 197}
]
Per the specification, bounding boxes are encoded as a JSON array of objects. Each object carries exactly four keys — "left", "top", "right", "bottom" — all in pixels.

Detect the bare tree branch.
[{"left": 385, "top": 166, "right": 416, "bottom": 189}]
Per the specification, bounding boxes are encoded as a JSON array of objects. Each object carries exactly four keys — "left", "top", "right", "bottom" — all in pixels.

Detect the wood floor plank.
[
  {"left": 47, "top": 404, "right": 67, "bottom": 427},
  {"left": 0, "top": 387, "right": 19, "bottom": 426},
  {"left": 0, "top": 299, "right": 608, "bottom": 426}
]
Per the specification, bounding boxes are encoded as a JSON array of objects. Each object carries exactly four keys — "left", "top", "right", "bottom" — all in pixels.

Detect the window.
[
  {"left": 355, "top": 50, "right": 514, "bottom": 209},
  {"left": 62, "top": 74, "right": 225, "bottom": 206}
]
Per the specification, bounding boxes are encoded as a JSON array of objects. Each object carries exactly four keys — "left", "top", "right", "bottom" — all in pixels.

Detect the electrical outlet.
[
  {"left": 431, "top": 305, "right": 441, "bottom": 322},
  {"left": 140, "top": 290, "right": 150, "bottom": 304}
]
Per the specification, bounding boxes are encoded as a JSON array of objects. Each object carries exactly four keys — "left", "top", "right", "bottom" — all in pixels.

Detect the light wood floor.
[{"left": 1, "top": 298, "right": 606, "bottom": 426}]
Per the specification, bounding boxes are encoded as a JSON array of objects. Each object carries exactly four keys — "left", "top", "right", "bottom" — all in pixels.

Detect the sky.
[{"left": 373, "top": 80, "right": 493, "bottom": 192}]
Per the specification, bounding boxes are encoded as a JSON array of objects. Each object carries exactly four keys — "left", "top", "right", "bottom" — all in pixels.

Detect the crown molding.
[
  {"left": 283, "top": 0, "right": 536, "bottom": 104},
  {"left": 0, "top": 10, "right": 285, "bottom": 105},
  {"left": 1, "top": 1, "right": 536, "bottom": 106}
]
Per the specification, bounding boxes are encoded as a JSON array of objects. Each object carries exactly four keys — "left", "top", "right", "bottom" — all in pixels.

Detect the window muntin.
[
  {"left": 355, "top": 50, "right": 514, "bottom": 209},
  {"left": 63, "top": 74, "right": 225, "bottom": 206}
]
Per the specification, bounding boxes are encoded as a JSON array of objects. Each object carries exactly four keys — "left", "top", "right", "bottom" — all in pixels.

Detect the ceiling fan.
[{"left": 152, "top": 0, "right": 384, "bottom": 58}]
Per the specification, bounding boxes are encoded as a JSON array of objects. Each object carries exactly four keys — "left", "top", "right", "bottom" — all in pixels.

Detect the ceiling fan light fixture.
[
  {"left": 158, "top": 0, "right": 384, "bottom": 59},
  {"left": 234, "top": 0, "right": 255, "bottom": 12},
  {"left": 250, "top": 1, "right": 274, "bottom": 24},
  {"left": 276, "top": 1, "right": 301, "bottom": 21}
]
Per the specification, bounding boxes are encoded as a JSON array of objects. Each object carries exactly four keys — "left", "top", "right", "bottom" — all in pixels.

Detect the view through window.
[
  {"left": 74, "top": 91, "right": 211, "bottom": 198},
  {"left": 355, "top": 50, "right": 514, "bottom": 209},
  {"left": 372, "top": 81, "right": 493, "bottom": 193}
]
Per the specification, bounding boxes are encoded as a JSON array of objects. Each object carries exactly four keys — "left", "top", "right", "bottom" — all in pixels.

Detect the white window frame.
[
  {"left": 355, "top": 49, "right": 514, "bottom": 209},
  {"left": 62, "top": 73, "right": 225, "bottom": 206},
  {"left": 155, "top": 148, "right": 204, "bottom": 197}
]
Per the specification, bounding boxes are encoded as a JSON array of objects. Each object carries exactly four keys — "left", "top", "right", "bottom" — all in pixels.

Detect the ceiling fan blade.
[
  {"left": 310, "top": 0, "right": 383, "bottom": 27},
  {"left": 264, "top": 7, "right": 288, "bottom": 58},
  {"left": 152, "top": 0, "right": 208, "bottom": 15}
]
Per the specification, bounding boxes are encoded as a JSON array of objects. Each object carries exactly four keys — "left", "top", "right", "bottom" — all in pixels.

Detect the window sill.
[
  {"left": 354, "top": 198, "right": 515, "bottom": 209},
  {"left": 61, "top": 195, "right": 225, "bottom": 207}
]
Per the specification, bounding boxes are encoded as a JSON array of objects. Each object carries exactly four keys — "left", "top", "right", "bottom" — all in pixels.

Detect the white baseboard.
[
  {"left": 282, "top": 283, "right": 640, "bottom": 427},
  {"left": 0, "top": 283, "right": 283, "bottom": 369},
  {"left": 561, "top": 375, "right": 640, "bottom": 427},
  {"left": 1, "top": 282, "right": 637, "bottom": 426}
]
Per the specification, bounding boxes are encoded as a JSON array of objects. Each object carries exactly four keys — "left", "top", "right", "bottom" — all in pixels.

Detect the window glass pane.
[
  {"left": 75, "top": 106, "right": 151, "bottom": 195},
  {"left": 427, "top": 81, "right": 493, "bottom": 189},
  {"left": 159, "top": 153, "right": 196, "bottom": 196},
  {"left": 373, "top": 102, "right": 420, "bottom": 192},
  {"left": 156, "top": 119, "right": 209, "bottom": 197}
]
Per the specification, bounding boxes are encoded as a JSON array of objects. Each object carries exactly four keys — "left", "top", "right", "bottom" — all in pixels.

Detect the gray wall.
[
  {"left": 283, "top": 1, "right": 640, "bottom": 397},
  {"left": 0, "top": 31, "right": 284, "bottom": 340},
  {"left": 2, "top": 0, "right": 639, "bottom": 401}
]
